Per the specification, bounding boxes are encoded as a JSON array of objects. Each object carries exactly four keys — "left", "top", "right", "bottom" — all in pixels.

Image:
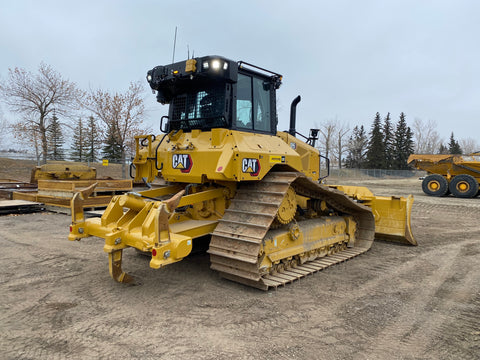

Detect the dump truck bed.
[{"left": 407, "top": 153, "right": 480, "bottom": 177}]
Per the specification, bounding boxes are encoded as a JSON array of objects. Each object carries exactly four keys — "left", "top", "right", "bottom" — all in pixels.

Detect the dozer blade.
[
  {"left": 328, "top": 185, "right": 416, "bottom": 246},
  {"left": 369, "top": 194, "right": 416, "bottom": 245}
]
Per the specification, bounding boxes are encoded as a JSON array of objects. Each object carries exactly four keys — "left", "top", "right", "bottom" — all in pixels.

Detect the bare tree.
[
  {"left": 412, "top": 118, "right": 442, "bottom": 154},
  {"left": 459, "top": 138, "right": 479, "bottom": 154},
  {"left": 332, "top": 122, "right": 350, "bottom": 169},
  {"left": 11, "top": 114, "right": 42, "bottom": 163},
  {"left": 0, "top": 63, "right": 80, "bottom": 163},
  {"left": 317, "top": 120, "right": 337, "bottom": 162},
  {"left": 83, "top": 81, "right": 148, "bottom": 176},
  {"left": 0, "top": 106, "right": 8, "bottom": 148},
  {"left": 345, "top": 125, "right": 368, "bottom": 168}
]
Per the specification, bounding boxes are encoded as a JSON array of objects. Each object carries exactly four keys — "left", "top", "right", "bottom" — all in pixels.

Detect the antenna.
[
  {"left": 187, "top": 44, "right": 190, "bottom": 59},
  {"left": 172, "top": 26, "right": 177, "bottom": 63}
]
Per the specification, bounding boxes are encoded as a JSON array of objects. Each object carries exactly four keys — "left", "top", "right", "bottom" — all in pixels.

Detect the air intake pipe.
[{"left": 289, "top": 95, "right": 301, "bottom": 137}]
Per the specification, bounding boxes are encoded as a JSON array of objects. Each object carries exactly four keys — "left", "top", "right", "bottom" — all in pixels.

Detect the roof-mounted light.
[
  {"left": 211, "top": 59, "right": 221, "bottom": 70},
  {"left": 202, "top": 58, "right": 228, "bottom": 72}
]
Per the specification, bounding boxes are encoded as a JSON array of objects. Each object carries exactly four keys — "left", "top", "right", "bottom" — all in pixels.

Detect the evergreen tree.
[
  {"left": 438, "top": 143, "right": 448, "bottom": 154},
  {"left": 392, "top": 112, "right": 414, "bottom": 169},
  {"left": 47, "top": 112, "right": 65, "bottom": 160},
  {"left": 383, "top": 112, "right": 394, "bottom": 169},
  {"left": 84, "top": 115, "right": 101, "bottom": 162},
  {"left": 70, "top": 117, "right": 88, "bottom": 162},
  {"left": 448, "top": 132, "right": 462, "bottom": 154},
  {"left": 406, "top": 125, "right": 414, "bottom": 157},
  {"left": 345, "top": 125, "right": 368, "bottom": 168},
  {"left": 365, "top": 112, "right": 385, "bottom": 169},
  {"left": 102, "top": 123, "right": 122, "bottom": 162}
]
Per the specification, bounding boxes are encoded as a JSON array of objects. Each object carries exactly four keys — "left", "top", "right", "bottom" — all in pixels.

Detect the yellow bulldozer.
[
  {"left": 69, "top": 56, "right": 416, "bottom": 289},
  {"left": 408, "top": 153, "right": 480, "bottom": 198}
]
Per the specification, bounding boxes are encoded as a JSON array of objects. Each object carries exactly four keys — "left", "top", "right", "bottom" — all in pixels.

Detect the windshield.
[{"left": 169, "top": 83, "right": 227, "bottom": 131}]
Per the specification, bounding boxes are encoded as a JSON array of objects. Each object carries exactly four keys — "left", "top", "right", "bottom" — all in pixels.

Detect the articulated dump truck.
[
  {"left": 69, "top": 56, "right": 416, "bottom": 290},
  {"left": 408, "top": 153, "right": 480, "bottom": 198}
]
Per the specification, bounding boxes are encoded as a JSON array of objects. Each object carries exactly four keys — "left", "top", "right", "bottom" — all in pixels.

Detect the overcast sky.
[{"left": 1, "top": 0, "right": 479, "bottom": 145}]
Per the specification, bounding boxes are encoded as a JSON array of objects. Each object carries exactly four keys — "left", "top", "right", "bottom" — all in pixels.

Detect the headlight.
[
  {"left": 146, "top": 74, "right": 152, "bottom": 82},
  {"left": 211, "top": 59, "right": 221, "bottom": 70},
  {"left": 202, "top": 59, "right": 228, "bottom": 72}
]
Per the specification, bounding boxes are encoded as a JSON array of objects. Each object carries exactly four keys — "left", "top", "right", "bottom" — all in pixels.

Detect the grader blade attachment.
[{"left": 327, "top": 185, "right": 416, "bottom": 246}]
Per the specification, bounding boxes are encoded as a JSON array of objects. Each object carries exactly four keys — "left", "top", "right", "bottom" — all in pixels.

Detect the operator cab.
[{"left": 146, "top": 56, "right": 282, "bottom": 135}]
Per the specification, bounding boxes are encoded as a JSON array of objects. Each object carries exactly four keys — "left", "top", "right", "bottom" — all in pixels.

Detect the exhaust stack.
[{"left": 289, "top": 95, "right": 301, "bottom": 137}]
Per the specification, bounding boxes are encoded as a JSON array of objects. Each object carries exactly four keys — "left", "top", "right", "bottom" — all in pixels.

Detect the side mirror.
[{"left": 160, "top": 116, "right": 169, "bottom": 133}]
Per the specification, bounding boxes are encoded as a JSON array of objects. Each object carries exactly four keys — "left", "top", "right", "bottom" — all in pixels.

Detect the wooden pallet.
[{"left": 0, "top": 200, "right": 44, "bottom": 215}]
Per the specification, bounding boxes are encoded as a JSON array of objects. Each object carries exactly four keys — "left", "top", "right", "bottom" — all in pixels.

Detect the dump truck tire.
[
  {"left": 422, "top": 174, "right": 449, "bottom": 196},
  {"left": 449, "top": 174, "right": 479, "bottom": 198}
]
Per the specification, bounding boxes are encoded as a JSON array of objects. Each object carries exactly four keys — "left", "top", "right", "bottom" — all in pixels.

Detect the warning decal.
[{"left": 269, "top": 155, "right": 286, "bottom": 164}]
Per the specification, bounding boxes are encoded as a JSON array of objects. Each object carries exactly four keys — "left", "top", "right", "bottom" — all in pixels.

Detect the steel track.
[{"left": 208, "top": 172, "right": 375, "bottom": 290}]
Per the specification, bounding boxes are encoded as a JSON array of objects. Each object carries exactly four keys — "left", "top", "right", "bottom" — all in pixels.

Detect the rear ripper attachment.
[{"left": 69, "top": 183, "right": 227, "bottom": 284}]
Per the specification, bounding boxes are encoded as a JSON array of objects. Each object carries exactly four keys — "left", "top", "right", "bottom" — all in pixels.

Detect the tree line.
[
  {"left": 316, "top": 112, "right": 476, "bottom": 170},
  {"left": 0, "top": 63, "right": 151, "bottom": 174}
]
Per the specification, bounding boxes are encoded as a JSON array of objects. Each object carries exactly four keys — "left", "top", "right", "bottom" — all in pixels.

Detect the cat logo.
[
  {"left": 172, "top": 154, "right": 193, "bottom": 173},
  {"left": 242, "top": 158, "right": 261, "bottom": 176}
]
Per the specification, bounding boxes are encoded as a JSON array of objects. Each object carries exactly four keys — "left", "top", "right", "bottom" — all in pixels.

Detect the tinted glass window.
[
  {"left": 236, "top": 74, "right": 253, "bottom": 130},
  {"left": 253, "top": 77, "right": 271, "bottom": 132},
  {"left": 236, "top": 73, "right": 271, "bottom": 132}
]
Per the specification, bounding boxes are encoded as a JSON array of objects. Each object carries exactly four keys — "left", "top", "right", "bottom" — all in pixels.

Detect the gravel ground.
[{"left": 0, "top": 177, "right": 479, "bottom": 359}]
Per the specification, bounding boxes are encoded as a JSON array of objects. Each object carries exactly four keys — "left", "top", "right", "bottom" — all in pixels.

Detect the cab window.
[
  {"left": 236, "top": 74, "right": 253, "bottom": 129},
  {"left": 253, "top": 77, "right": 271, "bottom": 132},
  {"left": 236, "top": 73, "right": 271, "bottom": 132}
]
